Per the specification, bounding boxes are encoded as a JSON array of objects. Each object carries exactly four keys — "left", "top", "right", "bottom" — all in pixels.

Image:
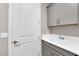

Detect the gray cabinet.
[
  {"left": 42, "top": 43, "right": 62, "bottom": 56},
  {"left": 42, "top": 40, "right": 77, "bottom": 56},
  {"left": 47, "top": 4, "right": 59, "bottom": 26},
  {"left": 47, "top": 3, "right": 79, "bottom": 26}
]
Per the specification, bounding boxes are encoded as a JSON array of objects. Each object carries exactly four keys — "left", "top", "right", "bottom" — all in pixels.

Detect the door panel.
[
  {"left": 17, "top": 36, "right": 38, "bottom": 44},
  {"left": 13, "top": 41, "right": 41, "bottom": 56},
  {"left": 12, "top": 3, "right": 41, "bottom": 42},
  {"left": 12, "top": 3, "right": 40, "bottom": 40}
]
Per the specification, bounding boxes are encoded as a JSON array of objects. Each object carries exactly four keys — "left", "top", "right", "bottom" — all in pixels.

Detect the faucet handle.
[{"left": 59, "top": 35, "right": 64, "bottom": 40}]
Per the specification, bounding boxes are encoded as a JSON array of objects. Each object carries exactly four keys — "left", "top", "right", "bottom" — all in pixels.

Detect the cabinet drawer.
[{"left": 42, "top": 40, "right": 77, "bottom": 56}]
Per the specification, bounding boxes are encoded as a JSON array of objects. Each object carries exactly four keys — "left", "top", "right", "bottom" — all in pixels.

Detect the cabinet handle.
[{"left": 59, "top": 35, "right": 64, "bottom": 40}]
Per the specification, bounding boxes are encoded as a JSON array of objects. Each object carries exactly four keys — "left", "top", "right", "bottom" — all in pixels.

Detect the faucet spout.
[{"left": 59, "top": 35, "right": 64, "bottom": 40}]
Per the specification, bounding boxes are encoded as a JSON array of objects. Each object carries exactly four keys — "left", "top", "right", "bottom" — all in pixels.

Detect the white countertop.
[{"left": 42, "top": 34, "right": 79, "bottom": 55}]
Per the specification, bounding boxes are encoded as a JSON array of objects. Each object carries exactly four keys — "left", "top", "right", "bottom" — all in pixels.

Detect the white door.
[{"left": 8, "top": 3, "right": 41, "bottom": 56}]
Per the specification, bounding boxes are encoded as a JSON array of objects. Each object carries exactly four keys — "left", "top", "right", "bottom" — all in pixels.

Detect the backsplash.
[{"left": 48, "top": 24, "right": 79, "bottom": 37}]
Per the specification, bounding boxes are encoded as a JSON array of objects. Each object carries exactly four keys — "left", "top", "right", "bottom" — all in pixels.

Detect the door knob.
[
  {"left": 13, "top": 41, "right": 21, "bottom": 46},
  {"left": 13, "top": 41, "right": 18, "bottom": 44}
]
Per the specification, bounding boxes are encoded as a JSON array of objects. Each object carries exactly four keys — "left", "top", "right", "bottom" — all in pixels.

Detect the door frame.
[{"left": 8, "top": 3, "right": 13, "bottom": 56}]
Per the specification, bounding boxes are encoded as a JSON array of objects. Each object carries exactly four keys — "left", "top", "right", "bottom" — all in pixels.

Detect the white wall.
[
  {"left": 0, "top": 3, "right": 8, "bottom": 56},
  {"left": 0, "top": 3, "right": 8, "bottom": 33}
]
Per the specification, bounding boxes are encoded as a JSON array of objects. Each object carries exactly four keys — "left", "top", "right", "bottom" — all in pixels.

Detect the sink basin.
[{"left": 42, "top": 34, "right": 79, "bottom": 55}]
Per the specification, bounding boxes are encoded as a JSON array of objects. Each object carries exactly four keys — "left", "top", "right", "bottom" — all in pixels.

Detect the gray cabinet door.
[
  {"left": 58, "top": 3, "right": 78, "bottom": 25},
  {"left": 47, "top": 3, "right": 78, "bottom": 26},
  {"left": 42, "top": 43, "right": 62, "bottom": 56},
  {"left": 47, "top": 4, "right": 59, "bottom": 26}
]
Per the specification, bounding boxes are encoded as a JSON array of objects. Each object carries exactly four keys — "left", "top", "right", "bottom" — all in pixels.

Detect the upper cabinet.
[{"left": 47, "top": 3, "right": 79, "bottom": 26}]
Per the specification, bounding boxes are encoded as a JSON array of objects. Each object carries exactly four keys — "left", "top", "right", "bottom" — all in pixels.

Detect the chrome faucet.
[{"left": 59, "top": 35, "right": 64, "bottom": 40}]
